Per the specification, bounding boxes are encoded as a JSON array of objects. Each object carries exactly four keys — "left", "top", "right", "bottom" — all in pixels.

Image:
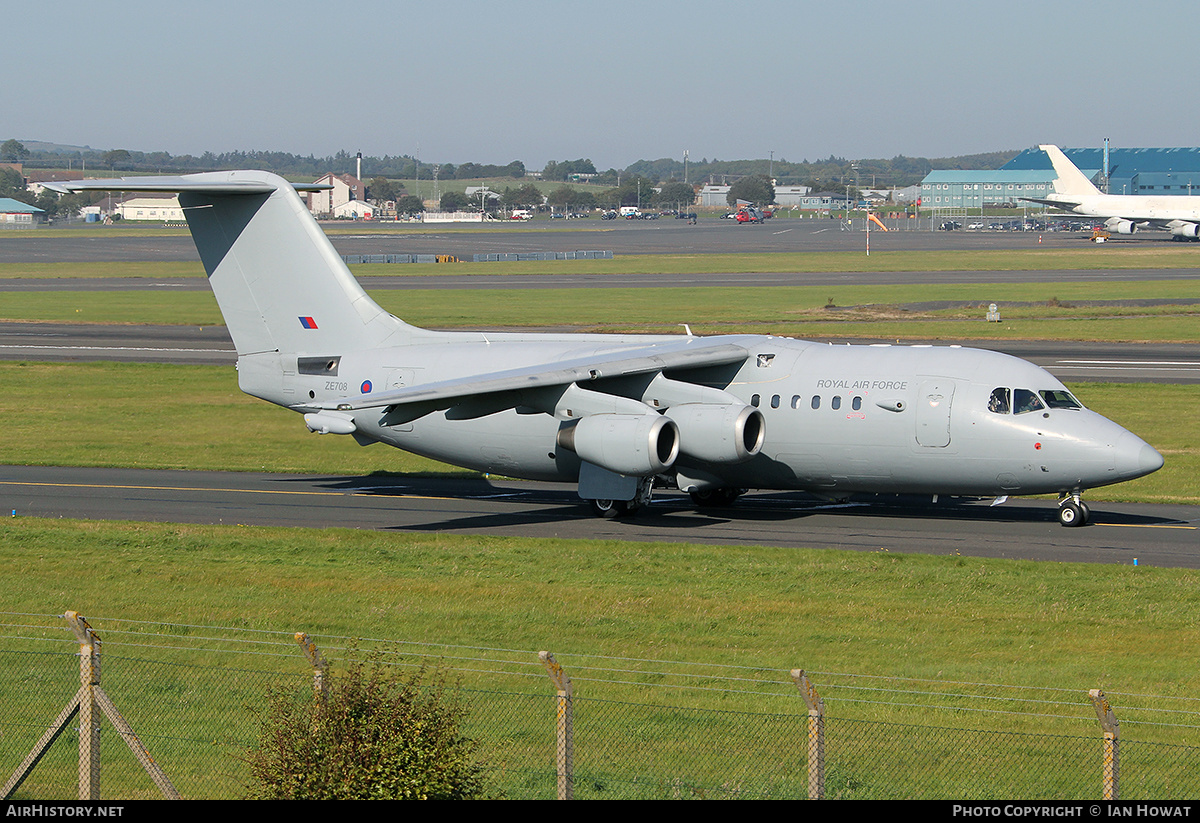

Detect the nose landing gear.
[{"left": 1057, "top": 493, "right": 1091, "bottom": 527}]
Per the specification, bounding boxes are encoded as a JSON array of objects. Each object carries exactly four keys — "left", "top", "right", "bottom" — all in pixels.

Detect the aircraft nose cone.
[
  {"left": 1115, "top": 431, "right": 1164, "bottom": 480},
  {"left": 1138, "top": 443, "right": 1165, "bottom": 475}
]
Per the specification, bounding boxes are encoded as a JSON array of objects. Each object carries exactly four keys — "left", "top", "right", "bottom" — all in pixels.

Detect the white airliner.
[
  {"left": 54, "top": 172, "right": 1163, "bottom": 527},
  {"left": 1028, "top": 144, "right": 1200, "bottom": 239}
]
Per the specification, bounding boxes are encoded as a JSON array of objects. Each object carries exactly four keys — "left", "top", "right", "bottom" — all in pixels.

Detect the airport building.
[
  {"left": 114, "top": 194, "right": 183, "bottom": 222},
  {"left": 307, "top": 173, "right": 365, "bottom": 218},
  {"left": 1003, "top": 146, "right": 1200, "bottom": 196},
  {"left": 920, "top": 146, "right": 1200, "bottom": 213},
  {"left": 0, "top": 197, "right": 43, "bottom": 228},
  {"left": 920, "top": 170, "right": 1055, "bottom": 211}
]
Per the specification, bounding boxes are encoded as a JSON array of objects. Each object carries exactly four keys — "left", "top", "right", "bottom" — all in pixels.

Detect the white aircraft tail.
[
  {"left": 1038, "top": 145, "right": 1102, "bottom": 197},
  {"left": 58, "top": 171, "right": 415, "bottom": 357}
]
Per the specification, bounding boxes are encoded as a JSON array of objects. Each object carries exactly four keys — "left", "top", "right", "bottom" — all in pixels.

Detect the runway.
[
  {"left": 3, "top": 465, "right": 1196, "bottom": 568},
  {"left": 5, "top": 267, "right": 1200, "bottom": 293},
  {"left": 2, "top": 321, "right": 1196, "bottom": 383},
  {"left": 0, "top": 219, "right": 1124, "bottom": 263}
]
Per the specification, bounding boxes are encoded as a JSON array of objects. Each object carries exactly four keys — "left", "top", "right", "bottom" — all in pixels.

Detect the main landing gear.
[
  {"left": 1057, "top": 493, "right": 1091, "bottom": 527},
  {"left": 589, "top": 483, "right": 747, "bottom": 518},
  {"left": 590, "top": 498, "right": 638, "bottom": 519},
  {"left": 688, "top": 487, "right": 745, "bottom": 508},
  {"left": 587, "top": 476, "right": 655, "bottom": 519}
]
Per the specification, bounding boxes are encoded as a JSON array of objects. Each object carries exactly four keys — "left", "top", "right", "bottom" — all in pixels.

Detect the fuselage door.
[{"left": 915, "top": 379, "right": 955, "bottom": 448}]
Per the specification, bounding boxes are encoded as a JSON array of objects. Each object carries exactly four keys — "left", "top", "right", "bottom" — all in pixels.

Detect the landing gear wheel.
[
  {"left": 689, "top": 487, "right": 743, "bottom": 508},
  {"left": 590, "top": 499, "right": 630, "bottom": 519},
  {"left": 1058, "top": 500, "right": 1088, "bottom": 527}
]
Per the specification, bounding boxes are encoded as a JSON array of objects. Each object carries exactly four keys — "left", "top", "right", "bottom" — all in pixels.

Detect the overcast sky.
[{"left": 10, "top": 0, "right": 1195, "bottom": 170}]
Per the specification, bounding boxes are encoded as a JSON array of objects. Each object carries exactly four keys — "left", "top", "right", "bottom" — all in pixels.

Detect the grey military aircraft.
[{"left": 54, "top": 172, "right": 1163, "bottom": 527}]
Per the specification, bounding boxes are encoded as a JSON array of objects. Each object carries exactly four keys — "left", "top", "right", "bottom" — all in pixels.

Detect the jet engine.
[
  {"left": 1105, "top": 218, "right": 1136, "bottom": 234},
  {"left": 557, "top": 413, "right": 679, "bottom": 476},
  {"left": 665, "top": 403, "right": 765, "bottom": 464},
  {"left": 1171, "top": 223, "right": 1200, "bottom": 239}
]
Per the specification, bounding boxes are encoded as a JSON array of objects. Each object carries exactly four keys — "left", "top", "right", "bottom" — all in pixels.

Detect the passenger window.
[
  {"left": 852, "top": 396, "right": 862, "bottom": 411},
  {"left": 811, "top": 396, "right": 821, "bottom": 410},
  {"left": 751, "top": 394, "right": 760, "bottom": 407},
  {"left": 771, "top": 394, "right": 780, "bottom": 409},
  {"left": 791, "top": 395, "right": 801, "bottom": 409},
  {"left": 988, "top": 388, "right": 1010, "bottom": 414},
  {"left": 1014, "top": 388, "right": 1045, "bottom": 414},
  {"left": 831, "top": 396, "right": 842, "bottom": 410}
]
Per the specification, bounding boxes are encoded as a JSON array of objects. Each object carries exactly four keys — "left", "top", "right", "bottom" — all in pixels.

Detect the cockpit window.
[
  {"left": 1040, "top": 390, "right": 1082, "bottom": 410},
  {"left": 987, "top": 387, "right": 1010, "bottom": 414},
  {"left": 1014, "top": 388, "right": 1045, "bottom": 414}
]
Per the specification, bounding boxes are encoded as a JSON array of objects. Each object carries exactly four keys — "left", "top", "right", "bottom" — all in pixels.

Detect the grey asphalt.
[
  {"left": 5, "top": 267, "right": 1200, "bottom": 293},
  {"left": 5, "top": 217, "right": 1192, "bottom": 263},
  {"left": 3, "top": 465, "right": 1196, "bottom": 568}
]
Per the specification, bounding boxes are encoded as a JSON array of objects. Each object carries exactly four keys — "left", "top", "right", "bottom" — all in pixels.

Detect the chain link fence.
[{"left": 3, "top": 612, "right": 1198, "bottom": 800}]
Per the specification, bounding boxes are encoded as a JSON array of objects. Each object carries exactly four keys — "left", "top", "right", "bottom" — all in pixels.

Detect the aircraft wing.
[
  {"left": 318, "top": 339, "right": 753, "bottom": 412},
  {"left": 1021, "top": 196, "right": 1083, "bottom": 211}
]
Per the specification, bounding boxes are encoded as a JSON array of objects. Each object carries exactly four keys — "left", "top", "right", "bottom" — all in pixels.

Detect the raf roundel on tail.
[{"left": 53, "top": 171, "right": 1163, "bottom": 526}]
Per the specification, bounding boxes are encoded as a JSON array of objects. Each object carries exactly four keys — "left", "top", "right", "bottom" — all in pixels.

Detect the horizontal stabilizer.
[{"left": 48, "top": 174, "right": 331, "bottom": 194}]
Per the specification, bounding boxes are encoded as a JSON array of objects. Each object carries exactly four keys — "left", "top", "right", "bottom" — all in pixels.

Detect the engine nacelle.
[
  {"left": 1105, "top": 218, "right": 1136, "bottom": 235},
  {"left": 666, "top": 403, "right": 765, "bottom": 464},
  {"left": 557, "top": 413, "right": 679, "bottom": 477},
  {"left": 1171, "top": 223, "right": 1200, "bottom": 238}
]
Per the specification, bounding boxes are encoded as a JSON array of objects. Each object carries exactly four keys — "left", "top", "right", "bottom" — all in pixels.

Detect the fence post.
[
  {"left": 66, "top": 612, "right": 101, "bottom": 800},
  {"left": 4, "top": 613, "right": 180, "bottom": 801},
  {"left": 1089, "top": 689, "right": 1120, "bottom": 800},
  {"left": 791, "top": 669, "right": 825, "bottom": 799},
  {"left": 68, "top": 613, "right": 181, "bottom": 800},
  {"left": 294, "top": 633, "right": 328, "bottom": 703},
  {"left": 539, "top": 651, "right": 573, "bottom": 800}
]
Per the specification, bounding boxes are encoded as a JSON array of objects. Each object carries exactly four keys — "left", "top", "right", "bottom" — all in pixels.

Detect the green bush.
[{"left": 246, "top": 656, "right": 493, "bottom": 799}]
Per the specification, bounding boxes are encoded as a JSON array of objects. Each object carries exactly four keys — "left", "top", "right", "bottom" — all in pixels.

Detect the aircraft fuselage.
[{"left": 267, "top": 332, "right": 1160, "bottom": 500}]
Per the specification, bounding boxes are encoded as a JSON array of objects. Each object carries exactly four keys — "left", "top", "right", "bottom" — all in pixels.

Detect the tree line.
[{"left": 4, "top": 139, "right": 1018, "bottom": 191}]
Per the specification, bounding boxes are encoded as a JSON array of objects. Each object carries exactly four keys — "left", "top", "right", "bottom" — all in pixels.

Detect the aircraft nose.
[
  {"left": 1138, "top": 442, "right": 1165, "bottom": 475},
  {"left": 1115, "top": 431, "right": 1164, "bottom": 480}
]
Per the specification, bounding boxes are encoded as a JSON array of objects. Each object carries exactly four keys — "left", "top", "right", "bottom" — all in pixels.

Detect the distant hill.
[
  {"left": 19, "top": 140, "right": 100, "bottom": 155},
  {"left": 11, "top": 139, "right": 1019, "bottom": 189}
]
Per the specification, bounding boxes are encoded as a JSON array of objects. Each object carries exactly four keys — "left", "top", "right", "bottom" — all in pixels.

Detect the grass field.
[
  {"left": 5, "top": 517, "right": 1199, "bottom": 698},
  {"left": 7, "top": 245, "right": 1200, "bottom": 277},
  {"left": 1, "top": 278, "right": 1198, "bottom": 343},
  {"left": 6, "top": 515, "right": 1200, "bottom": 798}
]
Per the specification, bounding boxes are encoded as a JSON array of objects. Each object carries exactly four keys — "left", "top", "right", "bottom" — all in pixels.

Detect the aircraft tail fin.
[
  {"left": 57, "top": 171, "right": 415, "bottom": 357},
  {"left": 1038, "top": 145, "right": 1102, "bottom": 197}
]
